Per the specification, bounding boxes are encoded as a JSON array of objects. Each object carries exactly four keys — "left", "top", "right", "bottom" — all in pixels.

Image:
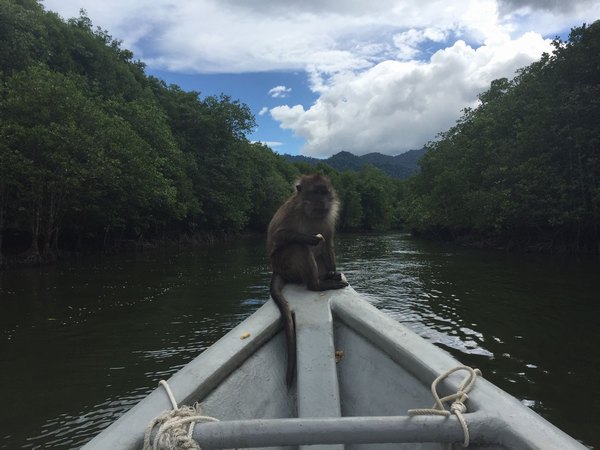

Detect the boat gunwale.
[
  {"left": 82, "top": 285, "right": 588, "bottom": 450},
  {"left": 82, "top": 300, "right": 283, "bottom": 449}
]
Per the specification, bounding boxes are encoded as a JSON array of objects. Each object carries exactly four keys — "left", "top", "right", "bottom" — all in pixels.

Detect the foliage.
[
  {"left": 315, "top": 165, "right": 402, "bottom": 231},
  {"left": 0, "top": 0, "right": 405, "bottom": 265},
  {"left": 401, "top": 22, "right": 600, "bottom": 252},
  {"left": 4, "top": 0, "right": 595, "bottom": 262}
]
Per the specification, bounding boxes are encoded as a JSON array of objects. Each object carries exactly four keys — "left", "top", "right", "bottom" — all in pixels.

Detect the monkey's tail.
[{"left": 270, "top": 273, "right": 296, "bottom": 388}]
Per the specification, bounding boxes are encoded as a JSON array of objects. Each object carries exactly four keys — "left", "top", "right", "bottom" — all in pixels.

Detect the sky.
[{"left": 43, "top": 0, "right": 600, "bottom": 157}]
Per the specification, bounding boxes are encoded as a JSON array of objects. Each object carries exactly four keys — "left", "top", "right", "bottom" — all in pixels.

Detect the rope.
[
  {"left": 143, "top": 380, "right": 219, "bottom": 450},
  {"left": 408, "top": 365, "right": 481, "bottom": 448}
]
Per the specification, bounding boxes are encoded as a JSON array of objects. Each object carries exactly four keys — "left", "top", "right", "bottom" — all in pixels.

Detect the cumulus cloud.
[
  {"left": 43, "top": 0, "right": 599, "bottom": 75},
  {"left": 268, "top": 86, "right": 292, "bottom": 98},
  {"left": 272, "top": 32, "right": 552, "bottom": 157},
  {"left": 43, "top": 0, "right": 600, "bottom": 156},
  {"left": 393, "top": 27, "right": 448, "bottom": 60},
  {"left": 258, "top": 107, "right": 269, "bottom": 116},
  {"left": 40, "top": 0, "right": 509, "bottom": 74}
]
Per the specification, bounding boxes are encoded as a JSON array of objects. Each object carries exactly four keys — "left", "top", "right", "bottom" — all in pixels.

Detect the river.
[{"left": 0, "top": 233, "right": 598, "bottom": 449}]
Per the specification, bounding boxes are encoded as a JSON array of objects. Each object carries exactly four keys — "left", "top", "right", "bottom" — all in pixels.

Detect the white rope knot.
[
  {"left": 143, "top": 380, "right": 219, "bottom": 450},
  {"left": 450, "top": 401, "right": 467, "bottom": 415},
  {"left": 407, "top": 366, "right": 481, "bottom": 449}
]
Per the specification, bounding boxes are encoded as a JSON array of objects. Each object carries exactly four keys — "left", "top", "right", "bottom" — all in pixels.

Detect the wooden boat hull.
[{"left": 82, "top": 285, "right": 586, "bottom": 449}]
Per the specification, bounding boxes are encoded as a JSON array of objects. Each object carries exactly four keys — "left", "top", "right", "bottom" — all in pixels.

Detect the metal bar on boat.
[{"left": 191, "top": 414, "right": 492, "bottom": 448}]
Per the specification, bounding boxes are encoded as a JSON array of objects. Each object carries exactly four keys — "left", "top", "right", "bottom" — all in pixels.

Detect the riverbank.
[
  {"left": 0, "top": 230, "right": 263, "bottom": 270},
  {"left": 410, "top": 226, "right": 600, "bottom": 257},
  {"left": 4, "top": 224, "right": 599, "bottom": 271}
]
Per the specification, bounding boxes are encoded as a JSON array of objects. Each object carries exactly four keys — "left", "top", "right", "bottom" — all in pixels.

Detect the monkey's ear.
[{"left": 296, "top": 184, "right": 302, "bottom": 192}]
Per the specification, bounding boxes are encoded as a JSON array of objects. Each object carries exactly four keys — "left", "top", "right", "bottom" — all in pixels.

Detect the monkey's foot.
[{"left": 326, "top": 271, "right": 343, "bottom": 281}]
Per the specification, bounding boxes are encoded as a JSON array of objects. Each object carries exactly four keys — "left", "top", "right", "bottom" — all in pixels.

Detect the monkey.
[{"left": 267, "top": 174, "right": 348, "bottom": 387}]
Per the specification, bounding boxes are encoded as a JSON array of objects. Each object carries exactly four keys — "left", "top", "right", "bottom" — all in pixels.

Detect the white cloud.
[
  {"left": 272, "top": 31, "right": 553, "bottom": 157},
  {"left": 393, "top": 27, "right": 448, "bottom": 60},
  {"left": 42, "top": 0, "right": 600, "bottom": 156},
  {"left": 43, "top": 0, "right": 599, "bottom": 76},
  {"left": 39, "top": 0, "right": 506, "bottom": 74},
  {"left": 268, "top": 86, "right": 292, "bottom": 98},
  {"left": 258, "top": 107, "right": 269, "bottom": 116}
]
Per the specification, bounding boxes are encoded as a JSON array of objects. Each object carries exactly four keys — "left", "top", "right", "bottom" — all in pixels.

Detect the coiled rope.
[
  {"left": 408, "top": 365, "right": 481, "bottom": 448},
  {"left": 143, "top": 380, "right": 219, "bottom": 450}
]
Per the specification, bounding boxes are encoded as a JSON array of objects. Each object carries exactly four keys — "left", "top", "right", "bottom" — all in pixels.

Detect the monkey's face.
[{"left": 301, "top": 182, "right": 334, "bottom": 219}]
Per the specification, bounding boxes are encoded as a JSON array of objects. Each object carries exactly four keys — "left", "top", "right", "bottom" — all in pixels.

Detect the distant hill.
[{"left": 281, "top": 148, "right": 426, "bottom": 179}]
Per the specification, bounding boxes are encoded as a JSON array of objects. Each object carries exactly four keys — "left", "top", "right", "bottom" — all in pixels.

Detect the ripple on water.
[
  {"left": 22, "top": 390, "right": 151, "bottom": 449},
  {"left": 3, "top": 233, "right": 598, "bottom": 449}
]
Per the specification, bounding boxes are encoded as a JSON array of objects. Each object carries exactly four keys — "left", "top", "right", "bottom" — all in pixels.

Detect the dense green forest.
[
  {"left": 401, "top": 21, "right": 600, "bottom": 253},
  {"left": 1, "top": 0, "right": 599, "bottom": 266},
  {"left": 0, "top": 0, "right": 403, "bottom": 265}
]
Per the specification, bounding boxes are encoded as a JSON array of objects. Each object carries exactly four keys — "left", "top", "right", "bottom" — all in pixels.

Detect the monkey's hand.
[
  {"left": 272, "top": 230, "right": 325, "bottom": 247},
  {"left": 306, "top": 233, "right": 325, "bottom": 246}
]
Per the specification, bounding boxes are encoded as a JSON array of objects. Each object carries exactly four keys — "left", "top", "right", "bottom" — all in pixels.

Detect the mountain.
[{"left": 281, "top": 148, "right": 426, "bottom": 179}]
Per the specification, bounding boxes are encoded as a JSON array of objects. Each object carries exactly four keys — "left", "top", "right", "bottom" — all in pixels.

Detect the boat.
[{"left": 82, "top": 284, "right": 586, "bottom": 449}]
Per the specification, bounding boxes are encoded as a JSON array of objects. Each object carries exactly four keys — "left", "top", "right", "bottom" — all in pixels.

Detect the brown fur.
[{"left": 267, "top": 174, "right": 348, "bottom": 386}]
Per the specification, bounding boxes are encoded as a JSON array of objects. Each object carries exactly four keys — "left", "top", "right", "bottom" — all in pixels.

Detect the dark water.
[{"left": 0, "top": 233, "right": 598, "bottom": 449}]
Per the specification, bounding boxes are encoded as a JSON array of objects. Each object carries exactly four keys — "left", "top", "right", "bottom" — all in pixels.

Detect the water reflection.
[{"left": 1, "top": 234, "right": 598, "bottom": 449}]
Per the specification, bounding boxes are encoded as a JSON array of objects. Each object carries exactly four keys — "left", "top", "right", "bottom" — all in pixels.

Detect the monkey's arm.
[
  {"left": 321, "top": 239, "right": 338, "bottom": 273},
  {"left": 271, "top": 229, "right": 323, "bottom": 250},
  {"left": 315, "top": 238, "right": 343, "bottom": 282}
]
